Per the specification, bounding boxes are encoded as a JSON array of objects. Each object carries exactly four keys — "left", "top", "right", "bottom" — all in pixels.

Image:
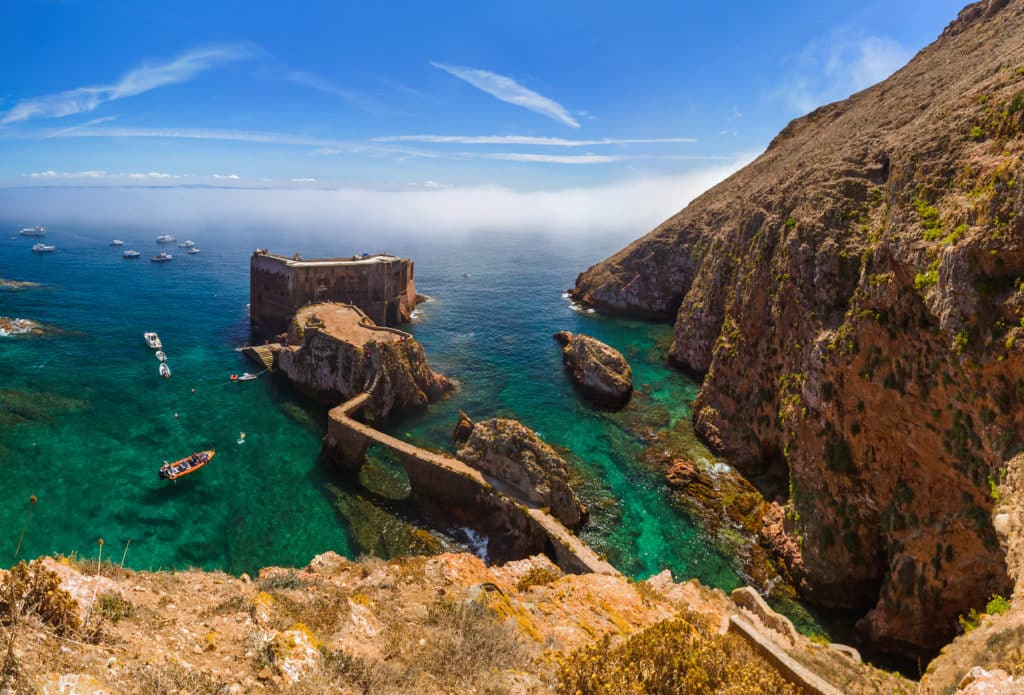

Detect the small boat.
[
  {"left": 19, "top": 226, "right": 45, "bottom": 237},
  {"left": 159, "top": 450, "right": 215, "bottom": 481},
  {"left": 111, "top": 240, "right": 124, "bottom": 246},
  {"left": 151, "top": 252, "right": 172, "bottom": 263},
  {"left": 155, "top": 350, "right": 167, "bottom": 362},
  {"left": 159, "top": 362, "right": 171, "bottom": 378},
  {"left": 230, "top": 372, "right": 257, "bottom": 381},
  {"left": 187, "top": 247, "right": 200, "bottom": 255},
  {"left": 144, "top": 332, "right": 162, "bottom": 349},
  {"left": 179, "top": 240, "right": 195, "bottom": 248},
  {"left": 155, "top": 234, "right": 177, "bottom": 244},
  {"left": 31, "top": 243, "right": 56, "bottom": 253},
  {"left": 123, "top": 249, "right": 141, "bottom": 259}
]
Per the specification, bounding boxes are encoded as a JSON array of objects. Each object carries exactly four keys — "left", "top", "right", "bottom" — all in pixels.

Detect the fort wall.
[{"left": 250, "top": 250, "right": 417, "bottom": 334}]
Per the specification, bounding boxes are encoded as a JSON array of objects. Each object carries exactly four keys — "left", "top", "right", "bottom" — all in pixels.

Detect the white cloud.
[
  {"left": 2, "top": 44, "right": 253, "bottom": 125},
  {"left": 212, "top": 173, "right": 240, "bottom": 179},
  {"left": 776, "top": 34, "right": 911, "bottom": 115},
  {"left": 2, "top": 153, "right": 757, "bottom": 235},
  {"left": 23, "top": 170, "right": 179, "bottom": 179},
  {"left": 432, "top": 62, "right": 580, "bottom": 128},
  {"left": 371, "top": 134, "right": 696, "bottom": 146},
  {"left": 291, "top": 177, "right": 318, "bottom": 182},
  {"left": 475, "top": 152, "right": 731, "bottom": 165}
]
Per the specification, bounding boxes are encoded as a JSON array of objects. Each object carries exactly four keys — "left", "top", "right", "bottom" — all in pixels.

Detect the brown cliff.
[
  {"left": 274, "top": 303, "right": 453, "bottom": 419},
  {"left": 573, "top": 0, "right": 1024, "bottom": 657}
]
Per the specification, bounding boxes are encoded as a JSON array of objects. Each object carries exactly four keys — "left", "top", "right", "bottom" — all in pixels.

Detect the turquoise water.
[{"left": 0, "top": 223, "right": 739, "bottom": 590}]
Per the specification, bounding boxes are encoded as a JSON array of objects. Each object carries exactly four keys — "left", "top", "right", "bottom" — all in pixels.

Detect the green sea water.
[{"left": 0, "top": 224, "right": 740, "bottom": 592}]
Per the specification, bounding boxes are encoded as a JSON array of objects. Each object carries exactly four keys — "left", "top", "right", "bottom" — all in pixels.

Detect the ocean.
[{"left": 0, "top": 223, "right": 741, "bottom": 593}]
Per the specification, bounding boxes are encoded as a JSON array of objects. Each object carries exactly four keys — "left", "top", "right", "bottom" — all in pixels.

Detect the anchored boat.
[
  {"left": 123, "top": 249, "right": 141, "bottom": 258},
  {"left": 111, "top": 240, "right": 124, "bottom": 246},
  {"left": 144, "top": 332, "right": 162, "bottom": 349},
  {"left": 159, "top": 450, "right": 215, "bottom": 481},
  {"left": 155, "top": 350, "right": 167, "bottom": 362},
  {"left": 19, "top": 226, "right": 45, "bottom": 237},
  {"left": 151, "top": 252, "right": 172, "bottom": 263},
  {"left": 31, "top": 243, "right": 55, "bottom": 253},
  {"left": 159, "top": 362, "right": 171, "bottom": 378},
  {"left": 155, "top": 234, "right": 177, "bottom": 244}
]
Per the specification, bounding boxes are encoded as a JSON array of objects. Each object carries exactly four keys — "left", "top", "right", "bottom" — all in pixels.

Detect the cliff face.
[
  {"left": 573, "top": 0, "right": 1024, "bottom": 656},
  {"left": 275, "top": 304, "right": 453, "bottom": 419}
]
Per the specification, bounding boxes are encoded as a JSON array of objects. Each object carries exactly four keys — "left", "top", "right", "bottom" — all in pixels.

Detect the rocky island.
[
  {"left": 572, "top": 0, "right": 1024, "bottom": 660},
  {"left": 553, "top": 330, "right": 633, "bottom": 409}
]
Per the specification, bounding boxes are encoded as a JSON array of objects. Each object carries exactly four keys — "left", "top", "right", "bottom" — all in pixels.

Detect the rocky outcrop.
[
  {"left": 554, "top": 331, "right": 633, "bottom": 409},
  {"left": 0, "top": 317, "right": 43, "bottom": 337},
  {"left": 572, "top": 0, "right": 1024, "bottom": 657},
  {"left": 275, "top": 305, "right": 454, "bottom": 419},
  {"left": 453, "top": 415, "right": 588, "bottom": 531},
  {"left": 0, "top": 551, "right": 916, "bottom": 695}
]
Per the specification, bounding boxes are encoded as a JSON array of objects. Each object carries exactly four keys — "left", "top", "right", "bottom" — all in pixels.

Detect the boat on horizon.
[
  {"left": 123, "top": 249, "right": 141, "bottom": 259},
  {"left": 31, "top": 243, "right": 55, "bottom": 253},
  {"left": 159, "top": 450, "right": 214, "bottom": 481},
  {"left": 179, "top": 240, "right": 195, "bottom": 248},
  {"left": 151, "top": 252, "right": 173, "bottom": 263},
  {"left": 159, "top": 362, "right": 171, "bottom": 378},
  {"left": 19, "top": 226, "right": 45, "bottom": 237},
  {"left": 155, "top": 234, "right": 177, "bottom": 244},
  {"left": 111, "top": 240, "right": 124, "bottom": 246},
  {"left": 187, "top": 247, "right": 200, "bottom": 255},
  {"left": 144, "top": 332, "right": 162, "bottom": 349}
]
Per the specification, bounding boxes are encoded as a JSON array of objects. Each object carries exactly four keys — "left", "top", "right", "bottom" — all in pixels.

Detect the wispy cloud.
[
  {"left": 24, "top": 170, "right": 180, "bottom": 179},
  {"left": 776, "top": 34, "right": 911, "bottom": 114},
  {"left": 291, "top": 177, "right": 318, "bottom": 183},
  {"left": 371, "top": 134, "right": 696, "bottom": 146},
  {"left": 2, "top": 44, "right": 253, "bottom": 125},
  {"left": 286, "top": 71, "right": 392, "bottom": 115},
  {"left": 476, "top": 152, "right": 732, "bottom": 165},
  {"left": 432, "top": 62, "right": 579, "bottom": 128},
  {"left": 212, "top": 173, "right": 240, "bottom": 179}
]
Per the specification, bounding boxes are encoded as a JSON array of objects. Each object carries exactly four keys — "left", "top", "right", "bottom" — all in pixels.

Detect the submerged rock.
[
  {"left": 0, "top": 317, "right": 43, "bottom": 337},
  {"left": 553, "top": 331, "right": 632, "bottom": 409},
  {"left": 453, "top": 415, "right": 588, "bottom": 531},
  {"left": 0, "top": 278, "right": 42, "bottom": 291}
]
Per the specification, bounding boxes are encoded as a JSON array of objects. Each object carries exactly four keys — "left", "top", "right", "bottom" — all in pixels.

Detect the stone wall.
[{"left": 250, "top": 251, "right": 417, "bottom": 334}]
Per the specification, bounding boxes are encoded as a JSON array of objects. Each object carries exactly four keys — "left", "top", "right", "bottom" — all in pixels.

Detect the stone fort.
[{"left": 250, "top": 250, "right": 417, "bottom": 334}]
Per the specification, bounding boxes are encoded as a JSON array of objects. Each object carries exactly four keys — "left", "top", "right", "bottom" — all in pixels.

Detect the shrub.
[
  {"left": 986, "top": 594, "right": 1011, "bottom": 616},
  {"left": 915, "top": 270, "right": 938, "bottom": 290},
  {"left": 556, "top": 611, "right": 798, "bottom": 694},
  {"left": 0, "top": 560, "right": 80, "bottom": 636},
  {"left": 97, "top": 593, "right": 134, "bottom": 624},
  {"left": 516, "top": 566, "right": 563, "bottom": 592}
]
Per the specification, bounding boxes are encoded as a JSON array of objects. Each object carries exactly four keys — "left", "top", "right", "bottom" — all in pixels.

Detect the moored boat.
[
  {"left": 156, "top": 234, "right": 176, "bottom": 244},
  {"left": 19, "top": 226, "right": 45, "bottom": 237},
  {"left": 159, "top": 362, "right": 171, "bottom": 378},
  {"left": 144, "top": 332, "right": 162, "bottom": 349},
  {"left": 187, "top": 247, "right": 200, "bottom": 255},
  {"left": 151, "top": 252, "right": 172, "bottom": 263},
  {"left": 111, "top": 240, "right": 124, "bottom": 246},
  {"left": 155, "top": 350, "right": 167, "bottom": 362},
  {"left": 179, "top": 240, "right": 195, "bottom": 248},
  {"left": 159, "top": 450, "right": 215, "bottom": 481},
  {"left": 123, "top": 249, "right": 141, "bottom": 258},
  {"left": 31, "top": 243, "right": 55, "bottom": 253}
]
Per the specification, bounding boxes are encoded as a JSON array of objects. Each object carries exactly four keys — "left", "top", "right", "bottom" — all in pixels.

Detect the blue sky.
[{"left": 0, "top": 0, "right": 967, "bottom": 193}]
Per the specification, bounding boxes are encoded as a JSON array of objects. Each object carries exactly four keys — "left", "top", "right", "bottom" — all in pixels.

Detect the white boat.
[
  {"left": 155, "top": 234, "right": 177, "bottom": 244},
  {"left": 111, "top": 240, "right": 124, "bottom": 246},
  {"left": 155, "top": 350, "right": 167, "bottom": 362},
  {"left": 237, "top": 372, "right": 257, "bottom": 381},
  {"left": 179, "top": 240, "right": 195, "bottom": 248},
  {"left": 187, "top": 247, "right": 200, "bottom": 255},
  {"left": 123, "top": 249, "right": 141, "bottom": 259},
  {"left": 31, "top": 243, "right": 55, "bottom": 253},
  {"left": 159, "top": 363, "right": 171, "bottom": 379},
  {"left": 151, "top": 252, "right": 172, "bottom": 263},
  {"left": 19, "top": 226, "right": 45, "bottom": 237},
  {"left": 144, "top": 332, "right": 162, "bottom": 349}
]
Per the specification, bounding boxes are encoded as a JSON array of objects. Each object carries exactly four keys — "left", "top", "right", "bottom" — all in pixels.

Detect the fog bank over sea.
[{"left": 0, "top": 156, "right": 754, "bottom": 236}]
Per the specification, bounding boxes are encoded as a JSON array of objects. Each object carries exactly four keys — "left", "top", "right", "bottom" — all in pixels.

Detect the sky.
[{"left": 0, "top": 0, "right": 969, "bottom": 232}]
